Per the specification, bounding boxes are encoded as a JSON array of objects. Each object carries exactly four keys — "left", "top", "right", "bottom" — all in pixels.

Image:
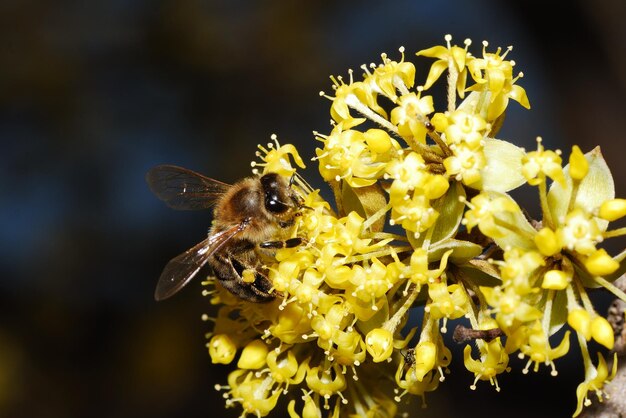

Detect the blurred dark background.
[{"left": 1, "top": 1, "right": 625, "bottom": 417}]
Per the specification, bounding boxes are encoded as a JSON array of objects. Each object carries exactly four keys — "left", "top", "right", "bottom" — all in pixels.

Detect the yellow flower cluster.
[{"left": 200, "top": 36, "right": 625, "bottom": 417}]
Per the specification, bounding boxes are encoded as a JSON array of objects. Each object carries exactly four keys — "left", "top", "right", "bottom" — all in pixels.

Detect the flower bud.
[
  {"left": 585, "top": 249, "right": 619, "bottom": 276},
  {"left": 534, "top": 227, "right": 561, "bottom": 256},
  {"left": 430, "top": 112, "right": 449, "bottom": 132},
  {"left": 542, "top": 269, "right": 570, "bottom": 290},
  {"left": 364, "top": 128, "right": 393, "bottom": 154},
  {"left": 208, "top": 334, "right": 237, "bottom": 364},
  {"left": 365, "top": 328, "right": 394, "bottom": 363},
  {"left": 569, "top": 145, "right": 589, "bottom": 180},
  {"left": 237, "top": 339, "right": 268, "bottom": 369},
  {"left": 599, "top": 199, "right": 626, "bottom": 222},
  {"left": 413, "top": 341, "right": 437, "bottom": 381},
  {"left": 567, "top": 309, "right": 591, "bottom": 340},
  {"left": 591, "top": 316, "right": 614, "bottom": 350}
]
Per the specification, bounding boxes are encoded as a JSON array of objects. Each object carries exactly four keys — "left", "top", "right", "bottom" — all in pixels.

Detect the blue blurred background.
[{"left": 1, "top": 0, "right": 625, "bottom": 417}]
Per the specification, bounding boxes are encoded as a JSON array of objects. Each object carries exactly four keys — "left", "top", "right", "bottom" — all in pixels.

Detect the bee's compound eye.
[
  {"left": 261, "top": 173, "right": 289, "bottom": 214},
  {"left": 265, "top": 195, "right": 288, "bottom": 213}
]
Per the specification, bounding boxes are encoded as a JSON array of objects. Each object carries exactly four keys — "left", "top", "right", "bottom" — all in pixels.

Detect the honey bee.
[{"left": 146, "top": 164, "right": 304, "bottom": 302}]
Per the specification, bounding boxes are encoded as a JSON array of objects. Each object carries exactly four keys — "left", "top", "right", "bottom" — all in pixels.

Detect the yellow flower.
[
  {"left": 315, "top": 125, "right": 390, "bottom": 187},
  {"left": 197, "top": 39, "right": 623, "bottom": 418},
  {"left": 443, "top": 143, "right": 486, "bottom": 186},
  {"left": 467, "top": 41, "right": 530, "bottom": 120},
  {"left": 325, "top": 73, "right": 380, "bottom": 128},
  {"left": 521, "top": 139, "right": 565, "bottom": 186},
  {"left": 368, "top": 48, "right": 416, "bottom": 101},
  {"left": 463, "top": 338, "right": 509, "bottom": 392},
  {"left": 573, "top": 353, "right": 618, "bottom": 417},
  {"left": 442, "top": 109, "right": 487, "bottom": 149},
  {"left": 416, "top": 34, "right": 472, "bottom": 95},
  {"left": 305, "top": 365, "right": 348, "bottom": 407},
  {"left": 518, "top": 321, "right": 570, "bottom": 376},
  {"left": 390, "top": 92, "right": 434, "bottom": 142},
  {"left": 482, "top": 286, "right": 542, "bottom": 328},
  {"left": 462, "top": 192, "right": 519, "bottom": 238},
  {"left": 558, "top": 208, "right": 603, "bottom": 256},
  {"left": 253, "top": 139, "right": 306, "bottom": 177},
  {"left": 266, "top": 349, "right": 307, "bottom": 386},
  {"left": 225, "top": 370, "right": 282, "bottom": 417},
  {"left": 426, "top": 282, "right": 469, "bottom": 321}
]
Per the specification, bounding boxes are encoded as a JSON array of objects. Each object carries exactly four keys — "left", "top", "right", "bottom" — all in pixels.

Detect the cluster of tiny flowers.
[{"left": 202, "top": 36, "right": 626, "bottom": 417}]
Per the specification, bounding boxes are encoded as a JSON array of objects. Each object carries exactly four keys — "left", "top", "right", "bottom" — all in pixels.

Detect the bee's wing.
[
  {"left": 146, "top": 164, "right": 231, "bottom": 210},
  {"left": 154, "top": 221, "right": 249, "bottom": 301}
]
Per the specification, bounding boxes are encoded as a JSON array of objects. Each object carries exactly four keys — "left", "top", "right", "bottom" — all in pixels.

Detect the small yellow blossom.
[
  {"left": 518, "top": 321, "right": 570, "bottom": 376},
  {"left": 558, "top": 208, "right": 603, "bottom": 255},
  {"left": 266, "top": 349, "right": 307, "bottom": 386},
  {"left": 369, "top": 48, "right": 416, "bottom": 101},
  {"left": 441, "top": 109, "right": 487, "bottom": 149},
  {"left": 253, "top": 139, "right": 306, "bottom": 177},
  {"left": 426, "top": 283, "right": 469, "bottom": 321},
  {"left": 305, "top": 365, "right": 348, "bottom": 406},
  {"left": 444, "top": 143, "right": 486, "bottom": 186},
  {"left": 466, "top": 41, "right": 530, "bottom": 120},
  {"left": 390, "top": 92, "right": 434, "bottom": 142},
  {"left": 225, "top": 370, "right": 282, "bottom": 417},
  {"left": 463, "top": 337, "right": 509, "bottom": 391},
  {"left": 521, "top": 138, "right": 565, "bottom": 186},
  {"left": 573, "top": 353, "right": 618, "bottom": 417},
  {"left": 417, "top": 34, "right": 472, "bottom": 95},
  {"left": 462, "top": 193, "right": 519, "bottom": 238}
]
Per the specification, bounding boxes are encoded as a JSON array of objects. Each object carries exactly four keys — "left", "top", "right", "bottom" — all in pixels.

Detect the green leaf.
[
  {"left": 412, "top": 182, "right": 465, "bottom": 248},
  {"left": 457, "top": 259, "right": 502, "bottom": 287},
  {"left": 428, "top": 239, "right": 483, "bottom": 263},
  {"left": 548, "top": 146, "right": 615, "bottom": 229},
  {"left": 341, "top": 181, "right": 388, "bottom": 232},
  {"left": 487, "top": 191, "right": 538, "bottom": 251},
  {"left": 430, "top": 182, "right": 466, "bottom": 245},
  {"left": 548, "top": 289, "right": 568, "bottom": 335},
  {"left": 477, "top": 138, "right": 527, "bottom": 192},
  {"left": 458, "top": 91, "right": 489, "bottom": 119}
]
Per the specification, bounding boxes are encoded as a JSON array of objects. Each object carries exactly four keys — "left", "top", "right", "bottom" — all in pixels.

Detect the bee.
[{"left": 146, "top": 164, "right": 304, "bottom": 302}]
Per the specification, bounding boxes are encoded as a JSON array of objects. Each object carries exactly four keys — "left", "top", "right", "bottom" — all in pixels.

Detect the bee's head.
[{"left": 260, "top": 172, "right": 294, "bottom": 214}]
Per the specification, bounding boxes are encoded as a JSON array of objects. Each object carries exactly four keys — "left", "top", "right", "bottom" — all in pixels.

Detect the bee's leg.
[
  {"left": 259, "top": 237, "right": 303, "bottom": 249},
  {"left": 211, "top": 253, "right": 275, "bottom": 303}
]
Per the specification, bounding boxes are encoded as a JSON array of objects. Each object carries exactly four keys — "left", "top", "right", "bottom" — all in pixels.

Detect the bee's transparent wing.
[
  {"left": 154, "top": 222, "right": 248, "bottom": 301},
  {"left": 146, "top": 164, "right": 231, "bottom": 210}
]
